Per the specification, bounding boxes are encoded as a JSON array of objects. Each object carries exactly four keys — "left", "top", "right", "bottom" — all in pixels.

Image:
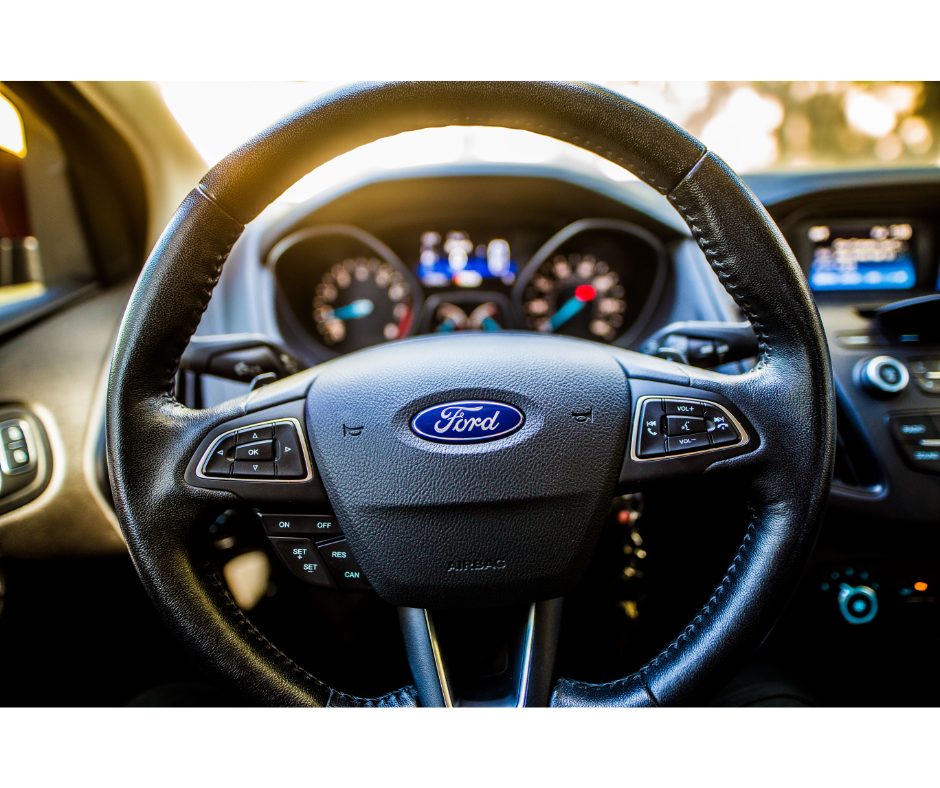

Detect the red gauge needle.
[{"left": 549, "top": 284, "right": 596, "bottom": 331}]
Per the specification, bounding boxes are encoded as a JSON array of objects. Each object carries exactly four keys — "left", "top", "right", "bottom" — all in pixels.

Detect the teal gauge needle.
[
  {"left": 548, "top": 284, "right": 596, "bottom": 331},
  {"left": 330, "top": 299, "right": 374, "bottom": 321}
]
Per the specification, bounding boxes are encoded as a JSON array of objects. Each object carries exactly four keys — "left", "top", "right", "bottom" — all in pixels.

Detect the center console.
[{"left": 782, "top": 213, "right": 940, "bottom": 524}]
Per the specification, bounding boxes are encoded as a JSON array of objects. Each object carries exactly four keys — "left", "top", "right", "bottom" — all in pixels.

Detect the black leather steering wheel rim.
[{"left": 107, "top": 81, "right": 834, "bottom": 707}]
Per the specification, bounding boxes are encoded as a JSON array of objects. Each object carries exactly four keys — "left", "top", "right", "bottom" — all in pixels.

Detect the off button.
[{"left": 259, "top": 513, "right": 342, "bottom": 537}]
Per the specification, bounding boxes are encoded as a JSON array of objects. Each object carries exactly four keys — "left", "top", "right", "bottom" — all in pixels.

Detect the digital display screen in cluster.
[
  {"left": 416, "top": 230, "right": 518, "bottom": 288},
  {"left": 807, "top": 222, "right": 917, "bottom": 291}
]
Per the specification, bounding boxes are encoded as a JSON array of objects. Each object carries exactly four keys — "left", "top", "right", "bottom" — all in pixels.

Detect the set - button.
[
  {"left": 635, "top": 397, "right": 743, "bottom": 459},
  {"left": 201, "top": 419, "right": 307, "bottom": 480}
]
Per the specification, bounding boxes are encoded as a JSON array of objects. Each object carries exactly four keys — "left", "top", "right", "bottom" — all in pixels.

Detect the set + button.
[{"left": 269, "top": 538, "right": 333, "bottom": 588}]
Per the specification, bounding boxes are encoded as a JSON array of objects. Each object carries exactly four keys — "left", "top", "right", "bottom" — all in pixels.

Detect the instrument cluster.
[{"left": 269, "top": 218, "right": 667, "bottom": 357}]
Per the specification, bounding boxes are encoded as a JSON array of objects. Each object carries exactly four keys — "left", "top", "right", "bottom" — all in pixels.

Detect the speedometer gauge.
[
  {"left": 312, "top": 257, "right": 414, "bottom": 352},
  {"left": 522, "top": 253, "right": 627, "bottom": 341}
]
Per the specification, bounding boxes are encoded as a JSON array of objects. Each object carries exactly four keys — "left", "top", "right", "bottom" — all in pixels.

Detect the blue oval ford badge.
[{"left": 410, "top": 400, "right": 525, "bottom": 444}]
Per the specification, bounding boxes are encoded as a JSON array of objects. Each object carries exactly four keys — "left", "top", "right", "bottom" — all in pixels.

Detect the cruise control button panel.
[
  {"left": 633, "top": 396, "right": 746, "bottom": 460},
  {"left": 260, "top": 513, "right": 371, "bottom": 591},
  {"left": 200, "top": 418, "right": 309, "bottom": 481}
]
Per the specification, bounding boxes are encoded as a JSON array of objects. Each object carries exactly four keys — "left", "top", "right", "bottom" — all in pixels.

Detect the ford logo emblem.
[{"left": 410, "top": 400, "right": 525, "bottom": 444}]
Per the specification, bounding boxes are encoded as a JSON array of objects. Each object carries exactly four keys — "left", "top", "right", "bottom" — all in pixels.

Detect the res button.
[{"left": 319, "top": 539, "right": 371, "bottom": 590}]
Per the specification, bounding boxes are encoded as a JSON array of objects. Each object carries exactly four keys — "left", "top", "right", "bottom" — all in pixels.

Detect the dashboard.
[
  {"left": 270, "top": 217, "right": 666, "bottom": 355},
  {"left": 242, "top": 174, "right": 685, "bottom": 365}
]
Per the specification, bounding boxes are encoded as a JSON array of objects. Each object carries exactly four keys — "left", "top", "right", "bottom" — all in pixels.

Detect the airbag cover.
[{"left": 306, "top": 332, "right": 629, "bottom": 607}]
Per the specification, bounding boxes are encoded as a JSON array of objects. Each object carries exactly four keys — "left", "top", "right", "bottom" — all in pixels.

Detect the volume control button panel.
[{"left": 633, "top": 396, "right": 746, "bottom": 460}]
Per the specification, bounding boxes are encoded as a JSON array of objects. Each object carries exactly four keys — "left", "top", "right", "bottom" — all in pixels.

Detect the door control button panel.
[
  {"left": 0, "top": 418, "right": 35, "bottom": 475},
  {"left": 634, "top": 396, "right": 745, "bottom": 459},
  {"left": 200, "top": 419, "right": 309, "bottom": 480}
]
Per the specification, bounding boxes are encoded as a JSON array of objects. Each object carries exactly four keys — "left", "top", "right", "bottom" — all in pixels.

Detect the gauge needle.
[
  {"left": 548, "top": 284, "right": 595, "bottom": 331},
  {"left": 329, "top": 299, "right": 375, "bottom": 321}
]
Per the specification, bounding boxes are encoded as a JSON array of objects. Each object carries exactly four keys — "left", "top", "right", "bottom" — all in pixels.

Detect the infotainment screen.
[{"left": 806, "top": 222, "right": 917, "bottom": 291}]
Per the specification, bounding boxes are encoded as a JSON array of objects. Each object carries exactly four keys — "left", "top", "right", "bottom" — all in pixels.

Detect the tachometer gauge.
[
  {"left": 312, "top": 257, "right": 414, "bottom": 352},
  {"left": 522, "top": 253, "right": 627, "bottom": 341}
]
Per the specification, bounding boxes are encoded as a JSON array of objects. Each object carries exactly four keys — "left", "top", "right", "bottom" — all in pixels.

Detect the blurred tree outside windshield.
[
  {"left": 610, "top": 81, "right": 940, "bottom": 172},
  {"left": 158, "top": 81, "right": 940, "bottom": 202}
]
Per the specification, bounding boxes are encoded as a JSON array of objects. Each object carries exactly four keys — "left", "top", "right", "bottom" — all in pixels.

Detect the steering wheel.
[{"left": 107, "top": 82, "right": 834, "bottom": 707}]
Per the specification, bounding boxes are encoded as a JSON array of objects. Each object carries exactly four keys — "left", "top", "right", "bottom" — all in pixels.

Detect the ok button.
[{"left": 235, "top": 439, "right": 274, "bottom": 461}]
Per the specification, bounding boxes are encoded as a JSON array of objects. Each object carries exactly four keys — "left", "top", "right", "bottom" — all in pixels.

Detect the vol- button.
[{"left": 666, "top": 433, "right": 711, "bottom": 453}]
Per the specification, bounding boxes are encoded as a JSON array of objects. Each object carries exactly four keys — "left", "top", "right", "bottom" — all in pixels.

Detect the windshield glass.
[{"left": 158, "top": 81, "right": 940, "bottom": 202}]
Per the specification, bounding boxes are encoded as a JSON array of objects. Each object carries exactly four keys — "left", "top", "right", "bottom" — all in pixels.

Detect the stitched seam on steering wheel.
[
  {"left": 667, "top": 195, "right": 772, "bottom": 368},
  {"left": 638, "top": 512, "right": 757, "bottom": 674},
  {"left": 203, "top": 562, "right": 414, "bottom": 707},
  {"left": 161, "top": 207, "right": 243, "bottom": 400},
  {"left": 560, "top": 508, "right": 758, "bottom": 697}
]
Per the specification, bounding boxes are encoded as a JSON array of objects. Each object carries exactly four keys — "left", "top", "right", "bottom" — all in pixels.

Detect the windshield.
[{"left": 158, "top": 81, "right": 940, "bottom": 202}]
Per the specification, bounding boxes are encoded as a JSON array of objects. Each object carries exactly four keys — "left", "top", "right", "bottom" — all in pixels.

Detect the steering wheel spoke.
[{"left": 399, "top": 599, "right": 562, "bottom": 707}]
